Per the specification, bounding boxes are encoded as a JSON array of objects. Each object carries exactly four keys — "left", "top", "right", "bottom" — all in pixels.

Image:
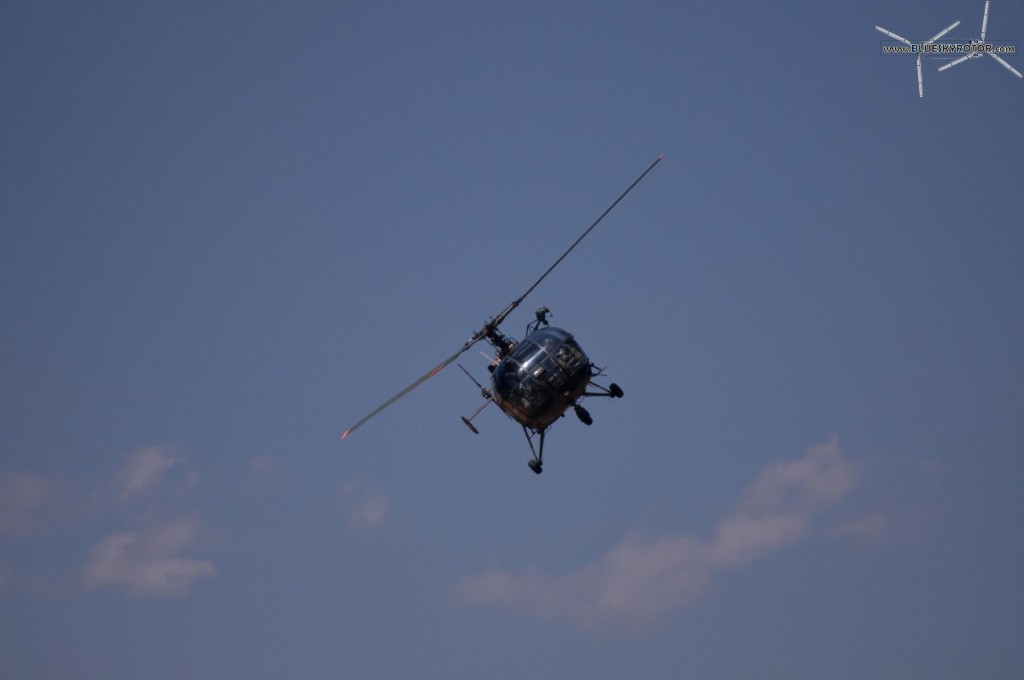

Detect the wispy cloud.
[
  {"left": 114, "top": 446, "right": 180, "bottom": 502},
  {"left": 336, "top": 476, "right": 390, "bottom": 531},
  {"left": 2, "top": 445, "right": 215, "bottom": 597},
  {"left": 82, "top": 447, "right": 214, "bottom": 596},
  {"left": 83, "top": 515, "right": 215, "bottom": 596},
  {"left": 456, "top": 435, "right": 854, "bottom": 628}
]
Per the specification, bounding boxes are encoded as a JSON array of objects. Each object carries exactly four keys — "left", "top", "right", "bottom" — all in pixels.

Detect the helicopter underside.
[
  {"left": 490, "top": 327, "right": 593, "bottom": 429},
  {"left": 493, "top": 361, "right": 592, "bottom": 430},
  {"left": 483, "top": 326, "right": 624, "bottom": 473}
]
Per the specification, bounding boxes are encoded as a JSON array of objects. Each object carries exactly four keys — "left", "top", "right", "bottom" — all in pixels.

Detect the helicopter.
[{"left": 340, "top": 154, "right": 664, "bottom": 474}]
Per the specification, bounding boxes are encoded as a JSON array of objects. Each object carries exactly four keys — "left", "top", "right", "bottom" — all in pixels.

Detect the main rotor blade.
[
  {"left": 926, "top": 20, "right": 960, "bottom": 45},
  {"left": 340, "top": 153, "right": 663, "bottom": 441},
  {"left": 981, "top": 0, "right": 989, "bottom": 42},
  {"left": 490, "top": 154, "right": 664, "bottom": 328},
  {"left": 939, "top": 53, "right": 973, "bottom": 71},
  {"left": 988, "top": 52, "right": 1024, "bottom": 78},
  {"left": 875, "top": 25, "right": 913, "bottom": 47},
  {"left": 917, "top": 54, "right": 924, "bottom": 97},
  {"left": 340, "top": 334, "right": 484, "bottom": 440}
]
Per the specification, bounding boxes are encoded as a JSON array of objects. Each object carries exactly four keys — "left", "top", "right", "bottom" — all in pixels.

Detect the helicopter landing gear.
[
  {"left": 583, "top": 380, "right": 624, "bottom": 399},
  {"left": 523, "top": 426, "right": 546, "bottom": 475},
  {"left": 574, "top": 404, "right": 593, "bottom": 426}
]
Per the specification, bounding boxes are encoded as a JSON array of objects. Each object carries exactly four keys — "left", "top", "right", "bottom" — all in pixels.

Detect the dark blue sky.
[{"left": 2, "top": 1, "right": 1023, "bottom": 678}]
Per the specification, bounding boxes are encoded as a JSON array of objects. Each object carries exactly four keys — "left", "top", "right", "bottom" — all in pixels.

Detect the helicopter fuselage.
[{"left": 490, "top": 326, "right": 592, "bottom": 430}]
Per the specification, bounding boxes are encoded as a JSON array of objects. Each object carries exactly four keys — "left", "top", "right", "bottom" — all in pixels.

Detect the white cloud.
[
  {"left": 83, "top": 516, "right": 215, "bottom": 596},
  {"left": 115, "top": 446, "right": 180, "bottom": 502},
  {"left": 460, "top": 533, "right": 716, "bottom": 628},
  {"left": 456, "top": 435, "right": 855, "bottom": 628},
  {"left": 2, "top": 446, "right": 213, "bottom": 597},
  {"left": 336, "top": 477, "right": 390, "bottom": 531}
]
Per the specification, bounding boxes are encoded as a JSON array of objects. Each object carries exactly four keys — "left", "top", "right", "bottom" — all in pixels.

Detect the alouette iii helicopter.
[{"left": 340, "top": 154, "right": 663, "bottom": 474}]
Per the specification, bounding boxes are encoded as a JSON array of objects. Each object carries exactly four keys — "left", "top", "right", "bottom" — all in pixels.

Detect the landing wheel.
[
  {"left": 610, "top": 383, "right": 624, "bottom": 398},
  {"left": 574, "top": 404, "right": 593, "bottom": 426},
  {"left": 528, "top": 459, "right": 543, "bottom": 474}
]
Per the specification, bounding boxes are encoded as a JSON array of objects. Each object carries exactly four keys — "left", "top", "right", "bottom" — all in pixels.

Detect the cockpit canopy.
[{"left": 491, "top": 327, "right": 591, "bottom": 428}]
